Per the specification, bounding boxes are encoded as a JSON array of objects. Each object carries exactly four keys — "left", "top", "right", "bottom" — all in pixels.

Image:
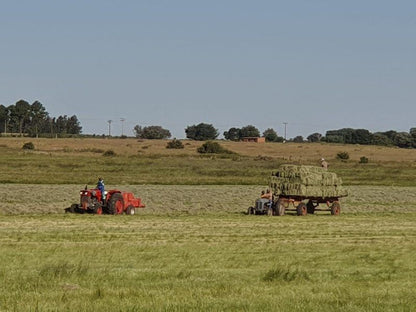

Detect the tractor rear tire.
[
  {"left": 107, "top": 193, "right": 124, "bottom": 215},
  {"left": 297, "top": 203, "right": 307, "bottom": 216},
  {"left": 126, "top": 205, "right": 135, "bottom": 215}
]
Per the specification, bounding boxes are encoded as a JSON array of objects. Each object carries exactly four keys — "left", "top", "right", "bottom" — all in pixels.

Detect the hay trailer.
[
  {"left": 269, "top": 165, "right": 348, "bottom": 216},
  {"left": 273, "top": 195, "right": 342, "bottom": 216}
]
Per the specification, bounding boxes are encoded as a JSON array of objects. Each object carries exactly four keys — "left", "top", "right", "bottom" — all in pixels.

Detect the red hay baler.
[{"left": 66, "top": 187, "right": 145, "bottom": 215}]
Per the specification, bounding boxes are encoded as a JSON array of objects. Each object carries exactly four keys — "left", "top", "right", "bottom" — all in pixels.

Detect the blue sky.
[{"left": 1, "top": 1, "right": 415, "bottom": 138}]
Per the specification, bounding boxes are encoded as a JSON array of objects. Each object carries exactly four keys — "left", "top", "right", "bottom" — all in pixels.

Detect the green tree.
[
  {"left": 240, "top": 125, "right": 260, "bottom": 138},
  {"left": 28, "top": 101, "right": 48, "bottom": 137},
  {"left": 0, "top": 104, "right": 9, "bottom": 133},
  {"left": 67, "top": 115, "right": 82, "bottom": 134},
  {"left": 352, "top": 129, "right": 373, "bottom": 145},
  {"left": 410, "top": 128, "right": 416, "bottom": 148},
  {"left": 263, "top": 128, "right": 278, "bottom": 142},
  {"left": 371, "top": 133, "right": 393, "bottom": 146},
  {"left": 223, "top": 127, "right": 241, "bottom": 141},
  {"left": 393, "top": 132, "right": 412, "bottom": 148},
  {"left": 134, "top": 125, "right": 171, "bottom": 139},
  {"left": 307, "top": 133, "right": 322, "bottom": 142},
  {"left": 185, "top": 123, "right": 218, "bottom": 140},
  {"left": 292, "top": 135, "right": 304, "bottom": 143},
  {"left": 10, "top": 100, "right": 31, "bottom": 136}
]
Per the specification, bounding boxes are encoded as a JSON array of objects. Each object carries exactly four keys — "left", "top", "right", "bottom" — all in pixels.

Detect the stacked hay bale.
[{"left": 269, "top": 165, "right": 348, "bottom": 198}]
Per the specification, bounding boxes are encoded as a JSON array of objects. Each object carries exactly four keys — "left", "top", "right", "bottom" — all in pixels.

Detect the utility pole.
[
  {"left": 283, "top": 122, "right": 288, "bottom": 141},
  {"left": 107, "top": 120, "right": 112, "bottom": 137},
  {"left": 120, "top": 118, "right": 125, "bottom": 136}
]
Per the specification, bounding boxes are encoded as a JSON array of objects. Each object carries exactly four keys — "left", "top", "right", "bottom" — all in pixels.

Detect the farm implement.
[
  {"left": 66, "top": 187, "right": 145, "bottom": 215},
  {"left": 249, "top": 165, "right": 348, "bottom": 216}
]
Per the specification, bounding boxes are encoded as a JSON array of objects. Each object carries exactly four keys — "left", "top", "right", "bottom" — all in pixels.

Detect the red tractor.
[{"left": 66, "top": 187, "right": 145, "bottom": 215}]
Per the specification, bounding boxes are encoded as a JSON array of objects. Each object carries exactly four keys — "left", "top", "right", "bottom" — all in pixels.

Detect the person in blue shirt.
[{"left": 97, "top": 177, "right": 105, "bottom": 202}]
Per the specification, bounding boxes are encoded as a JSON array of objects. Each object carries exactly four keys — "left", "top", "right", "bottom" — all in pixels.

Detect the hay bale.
[{"left": 270, "top": 165, "right": 347, "bottom": 198}]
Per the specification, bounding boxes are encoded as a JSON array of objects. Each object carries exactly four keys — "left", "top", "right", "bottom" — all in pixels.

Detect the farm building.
[{"left": 242, "top": 137, "right": 265, "bottom": 143}]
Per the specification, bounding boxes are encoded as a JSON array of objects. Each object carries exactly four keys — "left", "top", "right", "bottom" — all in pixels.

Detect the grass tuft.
[{"left": 262, "top": 267, "right": 311, "bottom": 282}]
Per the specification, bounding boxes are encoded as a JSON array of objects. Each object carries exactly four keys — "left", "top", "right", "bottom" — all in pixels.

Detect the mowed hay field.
[{"left": 1, "top": 138, "right": 416, "bottom": 311}]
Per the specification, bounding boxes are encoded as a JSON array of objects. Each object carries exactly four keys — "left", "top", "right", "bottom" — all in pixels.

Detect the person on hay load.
[
  {"left": 97, "top": 177, "right": 105, "bottom": 202},
  {"left": 321, "top": 158, "right": 328, "bottom": 170},
  {"left": 261, "top": 188, "right": 273, "bottom": 208}
]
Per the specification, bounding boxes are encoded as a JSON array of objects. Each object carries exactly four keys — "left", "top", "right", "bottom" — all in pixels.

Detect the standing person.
[
  {"left": 97, "top": 177, "right": 105, "bottom": 202},
  {"left": 261, "top": 189, "right": 273, "bottom": 207},
  {"left": 321, "top": 158, "right": 328, "bottom": 170}
]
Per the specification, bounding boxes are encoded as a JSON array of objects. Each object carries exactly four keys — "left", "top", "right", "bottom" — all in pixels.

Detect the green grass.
[
  {"left": 0, "top": 212, "right": 415, "bottom": 311},
  {"left": 0, "top": 185, "right": 416, "bottom": 310},
  {"left": 1, "top": 147, "right": 416, "bottom": 186}
]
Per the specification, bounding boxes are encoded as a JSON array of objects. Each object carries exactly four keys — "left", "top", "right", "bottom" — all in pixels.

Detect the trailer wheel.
[
  {"left": 297, "top": 203, "right": 307, "bottom": 216},
  {"left": 331, "top": 202, "right": 341, "bottom": 215},
  {"left": 126, "top": 205, "right": 135, "bottom": 215},
  {"left": 276, "top": 200, "right": 285, "bottom": 216},
  {"left": 107, "top": 193, "right": 124, "bottom": 215}
]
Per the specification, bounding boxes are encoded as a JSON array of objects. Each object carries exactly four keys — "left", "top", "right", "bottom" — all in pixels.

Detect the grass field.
[
  {"left": 1, "top": 138, "right": 416, "bottom": 311},
  {"left": 1, "top": 137, "right": 416, "bottom": 186},
  {"left": 0, "top": 211, "right": 415, "bottom": 311},
  {"left": 1, "top": 185, "right": 416, "bottom": 311}
]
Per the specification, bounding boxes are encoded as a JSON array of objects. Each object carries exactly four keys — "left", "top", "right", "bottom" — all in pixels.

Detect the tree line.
[
  {"left": 134, "top": 122, "right": 416, "bottom": 149},
  {"left": 0, "top": 100, "right": 82, "bottom": 137},
  {"left": 2, "top": 100, "right": 414, "bottom": 149}
]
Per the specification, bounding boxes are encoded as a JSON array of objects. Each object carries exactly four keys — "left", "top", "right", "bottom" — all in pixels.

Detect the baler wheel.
[
  {"left": 126, "top": 205, "right": 135, "bottom": 215},
  {"left": 107, "top": 193, "right": 124, "bottom": 215}
]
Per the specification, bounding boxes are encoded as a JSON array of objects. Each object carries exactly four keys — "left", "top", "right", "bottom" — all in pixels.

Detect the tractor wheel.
[
  {"left": 331, "top": 202, "right": 341, "bottom": 215},
  {"left": 247, "top": 207, "right": 254, "bottom": 215},
  {"left": 107, "top": 193, "right": 124, "bottom": 215},
  {"left": 267, "top": 206, "right": 274, "bottom": 216},
  {"left": 95, "top": 206, "right": 103, "bottom": 215},
  {"left": 307, "top": 201, "right": 316, "bottom": 214},
  {"left": 296, "top": 203, "right": 307, "bottom": 216},
  {"left": 126, "top": 205, "right": 135, "bottom": 215}
]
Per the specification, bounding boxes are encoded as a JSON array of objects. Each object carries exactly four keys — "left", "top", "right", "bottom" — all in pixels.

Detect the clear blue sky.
[{"left": 1, "top": 0, "right": 415, "bottom": 138}]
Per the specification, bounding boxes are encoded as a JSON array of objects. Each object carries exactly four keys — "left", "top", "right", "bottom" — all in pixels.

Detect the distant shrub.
[
  {"left": 103, "top": 150, "right": 116, "bottom": 157},
  {"left": 22, "top": 142, "right": 35, "bottom": 150},
  {"left": 166, "top": 139, "right": 184, "bottom": 149},
  {"left": 337, "top": 151, "right": 350, "bottom": 160},
  {"left": 197, "top": 141, "right": 233, "bottom": 154},
  {"left": 359, "top": 156, "right": 369, "bottom": 164}
]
